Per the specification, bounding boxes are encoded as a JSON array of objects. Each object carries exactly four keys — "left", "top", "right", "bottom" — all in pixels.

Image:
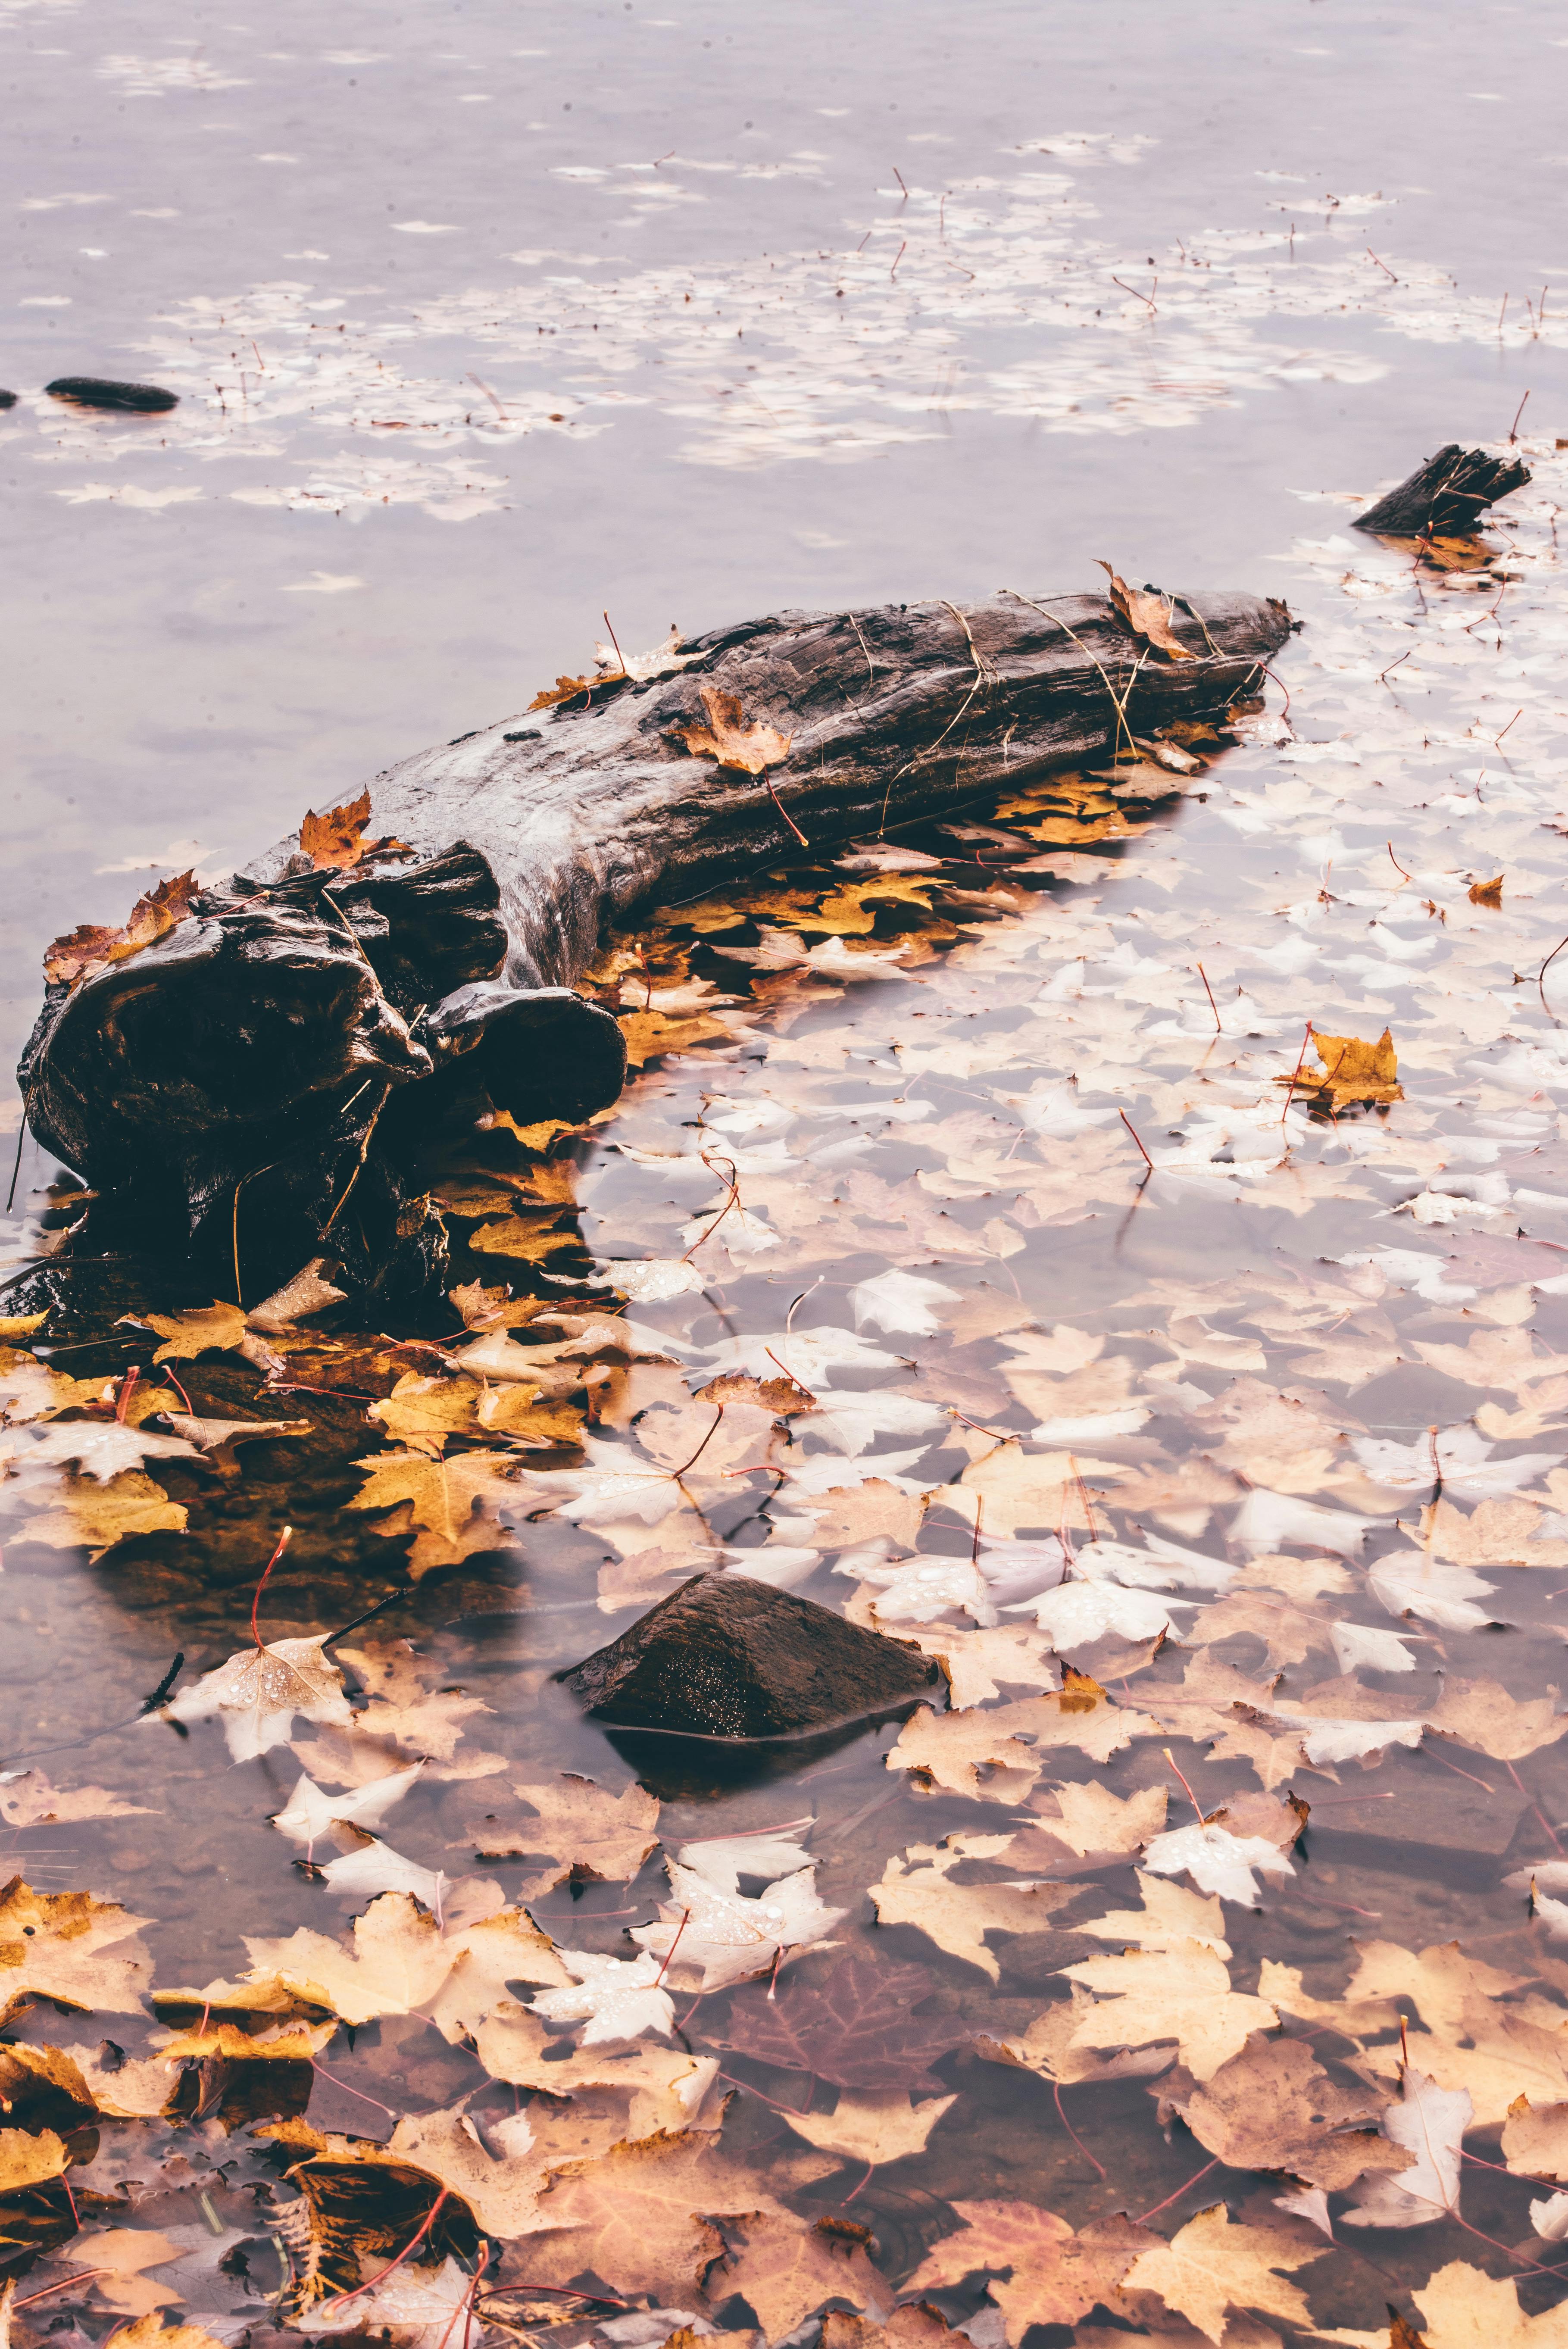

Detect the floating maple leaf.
[
  {"left": 160, "top": 1633, "right": 354, "bottom": 1762},
  {"left": 678, "top": 684, "right": 793, "bottom": 774},
  {"left": 531, "top": 1950, "right": 676, "bottom": 2044},
  {"left": 907, "top": 2203, "right": 1155, "bottom": 2333},
  {"left": 1096, "top": 561, "right": 1199, "bottom": 661},
  {"left": 0, "top": 1880, "right": 152, "bottom": 2029},
  {"left": 44, "top": 869, "right": 198, "bottom": 989},
  {"left": 630, "top": 1859, "right": 846, "bottom": 1991},
  {"left": 1142, "top": 1820, "right": 1297, "bottom": 1905},
  {"left": 1060, "top": 1936, "right": 1278, "bottom": 2080},
  {"left": 1121, "top": 2202, "right": 1326, "bottom": 2342},
  {"left": 1168, "top": 2037, "right": 1410, "bottom": 2193},
  {"left": 703, "top": 1955, "right": 962, "bottom": 2091},
  {"left": 1278, "top": 1024, "right": 1404, "bottom": 1109},
  {"left": 1342, "top": 2066, "right": 1470, "bottom": 2229},
  {"left": 0, "top": 1417, "right": 198, "bottom": 1481}
]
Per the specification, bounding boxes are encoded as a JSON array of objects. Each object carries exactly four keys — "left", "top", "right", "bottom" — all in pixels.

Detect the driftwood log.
[
  {"left": 1354, "top": 444, "right": 1529, "bottom": 537},
  {"left": 21, "top": 586, "right": 1289, "bottom": 1303}
]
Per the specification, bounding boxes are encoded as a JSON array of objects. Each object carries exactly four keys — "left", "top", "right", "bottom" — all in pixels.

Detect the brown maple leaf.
[
  {"left": 679, "top": 684, "right": 793, "bottom": 774},
  {"left": 908, "top": 2204, "right": 1154, "bottom": 2333},
  {"left": 703, "top": 1955, "right": 961, "bottom": 2092},
  {"left": 1165, "top": 2034, "right": 1410, "bottom": 2191},
  {"left": 44, "top": 870, "right": 198, "bottom": 990},
  {"left": 1468, "top": 875, "right": 1504, "bottom": 907},
  {"left": 709, "top": 2212, "right": 892, "bottom": 2341},
  {"left": 1096, "top": 562, "right": 1199, "bottom": 661}
]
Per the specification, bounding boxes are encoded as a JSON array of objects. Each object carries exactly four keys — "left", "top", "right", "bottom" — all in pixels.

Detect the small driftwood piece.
[
  {"left": 1354, "top": 444, "right": 1529, "bottom": 537},
  {"left": 21, "top": 585, "right": 1289, "bottom": 1302}
]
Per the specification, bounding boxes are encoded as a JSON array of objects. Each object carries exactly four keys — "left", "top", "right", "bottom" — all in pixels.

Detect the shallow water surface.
[{"left": 4, "top": 3, "right": 1568, "bottom": 2344}]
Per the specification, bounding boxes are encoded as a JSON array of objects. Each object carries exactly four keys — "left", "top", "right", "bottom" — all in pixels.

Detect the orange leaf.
[
  {"left": 1468, "top": 874, "right": 1504, "bottom": 907},
  {"left": 679, "top": 684, "right": 793, "bottom": 774},
  {"left": 1096, "top": 560, "right": 1199, "bottom": 661},
  {"left": 300, "top": 787, "right": 373, "bottom": 871},
  {"left": 528, "top": 672, "right": 603, "bottom": 712},
  {"left": 1278, "top": 1024, "right": 1403, "bottom": 1109},
  {"left": 44, "top": 870, "right": 199, "bottom": 990}
]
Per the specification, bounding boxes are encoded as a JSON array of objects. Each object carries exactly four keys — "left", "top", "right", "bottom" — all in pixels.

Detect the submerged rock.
[
  {"left": 44, "top": 376, "right": 179, "bottom": 414},
  {"left": 561, "top": 1572, "right": 940, "bottom": 1741}
]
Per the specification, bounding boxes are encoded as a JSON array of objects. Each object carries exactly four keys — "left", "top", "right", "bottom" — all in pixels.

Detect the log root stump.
[
  {"left": 1354, "top": 444, "right": 1530, "bottom": 537},
  {"left": 20, "top": 586, "right": 1290, "bottom": 1304}
]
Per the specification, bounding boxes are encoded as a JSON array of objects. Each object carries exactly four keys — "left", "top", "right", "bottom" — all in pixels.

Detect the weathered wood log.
[
  {"left": 1354, "top": 444, "right": 1529, "bottom": 537},
  {"left": 20, "top": 585, "right": 1289, "bottom": 1302}
]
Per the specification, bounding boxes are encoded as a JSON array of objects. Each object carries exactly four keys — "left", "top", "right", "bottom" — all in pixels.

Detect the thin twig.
[
  {"left": 1111, "top": 275, "right": 1157, "bottom": 312},
  {"left": 5, "top": 1119, "right": 25, "bottom": 1216},
  {"left": 1053, "top": 2079, "right": 1107, "bottom": 2177},
  {"left": 1377, "top": 649, "right": 1413, "bottom": 687},
  {"left": 680, "top": 1151, "right": 742, "bottom": 1262},
  {"left": 1135, "top": 2158, "right": 1219, "bottom": 2224},
  {"left": 1279, "top": 1021, "right": 1315, "bottom": 1127},
  {"left": 250, "top": 1525, "right": 293, "bottom": 1650},
  {"left": 1539, "top": 930, "right": 1568, "bottom": 1013},
  {"left": 319, "top": 2189, "right": 450, "bottom": 2312},
  {"left": 653, "top": 1907, "right": 692, "bottom": 1986},
  {"left": 1195, "top": 963, "right": 1221, "bottom": 1032},
  {"left": 1509, "top": 389, "right": 1531, "bottom": 443},
  {"left": 1162, "top": 1746, "right": 1206, "bottom": 1822},
  {"left": 1118, "top": 1107, "right": 1154, "bottom": 1172},
  {"left": 1504, "top": 1758, "right": 1565, "bottom": 1856}
]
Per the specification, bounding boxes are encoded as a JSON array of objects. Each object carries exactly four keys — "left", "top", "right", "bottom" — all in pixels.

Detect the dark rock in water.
[
  {"left": 45, "top": 377, "right": 179, "bottom": 415},
  {"left": 560, "top": 1572, "right": 941, "bottom": 1740},
  {"left": 0, "top": 391, "right": 16, "bottom": 411}
]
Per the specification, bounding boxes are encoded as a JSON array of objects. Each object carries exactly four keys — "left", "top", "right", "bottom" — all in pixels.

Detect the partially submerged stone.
[{"left": 561, "top": 1573, "right": 940, "bottom": 1741}]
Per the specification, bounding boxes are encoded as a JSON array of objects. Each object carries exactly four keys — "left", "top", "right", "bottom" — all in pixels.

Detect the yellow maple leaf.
[
  {"left": 1121, "top": 2203, "right": 1324, "bottom": 2342},
  {"left": 143, "top": 1301, "right": 250, "bottom": 1361},
  {"left": 1280, "top": 1024, "right": 1403, "bottom": 1109},
  {"left": 21, "top": 1469, "right": 187, "bottom": 1558},
  {"left": 679, "top": 684, "right": 793, "bottom": 775},
  {"left": 0, "top": 1880, "right": 152, "bottom": 2030},
  {"left": 1060, "top": 1938, "right": 1278, "bottom": 2080},
  {"left": 366, "top": 1372, "right": 485, "bottom": 1457},
  {"left": 351, "top": 1448, "right": 521, "bottom": 1540},
  {"left": 528, "top": 671, "right": 602, "bottom": 711},
  {"left": 469, "top": 1215, "right": 584, "bottom": 1264}
]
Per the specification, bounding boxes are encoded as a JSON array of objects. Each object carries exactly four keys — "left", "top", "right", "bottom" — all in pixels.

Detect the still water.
[{"left": 3, "top": 0, "right": 1568, "bottom": 2341}]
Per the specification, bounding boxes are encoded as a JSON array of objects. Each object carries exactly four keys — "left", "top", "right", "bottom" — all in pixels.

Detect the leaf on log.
[
  {"left": 44, "top": 870, "right": 198, "bottom": 989},
  {"left": 1097, "top": 562, "right": 1198, "bottom": 662},
  {"left": 679, "top": 685, "right": 793, "bottom": 775}
]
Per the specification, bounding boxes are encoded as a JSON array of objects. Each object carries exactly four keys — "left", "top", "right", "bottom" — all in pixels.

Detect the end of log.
[{"left": 1354, "top": 444, "right": 1529, "bottom": 537}]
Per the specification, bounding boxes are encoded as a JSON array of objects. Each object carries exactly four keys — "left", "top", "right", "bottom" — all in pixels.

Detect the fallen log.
[
  {"left": 21, "top": 584, "right": 1289, "bottom": 1302},
  {"left": 1354, "top": 443, "right": 1529, "bottom": 537}
]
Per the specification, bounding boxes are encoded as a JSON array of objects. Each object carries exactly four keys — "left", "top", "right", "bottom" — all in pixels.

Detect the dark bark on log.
[
  {"left": 20, "top": 586, "right": 1289, "bottom": 1302},
  {"left": 1354, "top": 444, "right": 1529, "bottom": 537}
]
